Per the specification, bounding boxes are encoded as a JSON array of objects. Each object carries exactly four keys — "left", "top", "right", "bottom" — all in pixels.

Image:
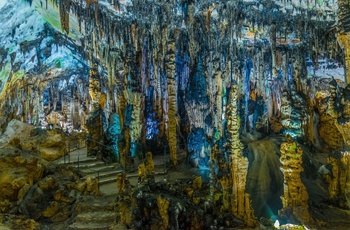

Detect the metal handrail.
[
  {"left": 63, "top": 139, "right": 102, "bottom": 190},
  {"left": 63, "top": 139, "right": 87, "bottom": 164}
]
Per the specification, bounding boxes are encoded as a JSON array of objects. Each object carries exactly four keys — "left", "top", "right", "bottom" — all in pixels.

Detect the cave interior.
[{"left": 1, "top": 0, "right": 350, "bottom": 229}]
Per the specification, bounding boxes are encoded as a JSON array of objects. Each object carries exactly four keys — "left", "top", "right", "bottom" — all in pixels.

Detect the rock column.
[
  {"left": 86, "top": 65, "right": 105, "bottom": 157},
  {"left": 165, "top": 31, "right": 178, "bottom": 167},
  {"left": 279, "top": 135, "right": 309, "bottom": 223},
  {"left": 325, "top": 151, "right": 350, "bottom": 208},
  {"left": 226, "top": 84, "right": 256, "bottom": 227},
  {"left": 337, "top": 0, "right": 350, "bottom": 84}
]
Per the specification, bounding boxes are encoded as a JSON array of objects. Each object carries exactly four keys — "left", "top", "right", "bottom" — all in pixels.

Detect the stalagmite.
[
  {"left": 165, "top": 31, "right": 178, "bottom": 167},
  {"left": 59, "top": 0, "right": 70, "bottom": 34},
  {"left": 157, "top": 195, "right": 170, "bottom": 229},
  {"left": 130, "top": 92, "right": 141, "bottom": 158},
  {"left": 226, "top": 84, "right": 256, "bottom": 227},
  {"left": 279, "top": 135, "right": 310, "bottom": 224}
]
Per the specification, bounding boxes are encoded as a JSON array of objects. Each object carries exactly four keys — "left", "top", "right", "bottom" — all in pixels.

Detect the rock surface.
[
  {"left": 0, "top": 147, "right": 44, "bottom": 203},
  {"left": 279, "top": 136, "right": 310, "bottom": 224},
  {"left": 1, "top": 119, "right": 67, "bottom": 161}
]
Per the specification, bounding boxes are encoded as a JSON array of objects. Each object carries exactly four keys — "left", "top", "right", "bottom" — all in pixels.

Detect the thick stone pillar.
[
  {"left": 325, "top": 151, "right": 350, "bottom": 209},
  {"left": 226, "top": 84, "right": 256, "bottom": 227},
  {"left": 279, "top": 135, "right": 310, "bottom": 223},
  {"left": 337, "top": 34, "right": 350, "bottom": 85},
  {"left": 86, "top": 65, "right": 105, "bottom": 158},
  {"left": 165, "top": 31, "right": 178, "bottom": 167}
]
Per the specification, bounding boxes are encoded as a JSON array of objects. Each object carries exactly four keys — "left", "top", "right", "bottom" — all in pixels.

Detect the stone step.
[
  {"left": 64, "top": 157, "right": 99, "bottom": 165},
  {"left": 98, "top": 173, "right": 138, "bottom": 185},
  {"left": 82, "top": 165, "right": 117, "bottom": 174},
  {"left": 75, "top": 161, "right": 107, "bottom": 169},
  {"left": 98, "top": 175, "right": 118, "bottom": 185},
  {"left": 98, "top": 169, "right": 168, "bottom": 186},
  {"left": 74, "top": 195, "right": 116, "bottom": 213},
  {"left": 84, "top": 170, "right": 123, "bottom": 180},
  {"left": 69, "top": 210, "right": 117, "bottom": 230},
  {"left": 83, "top": 164, "right": 122, "bottom": 174},
  {"left": 68, "top": 222, "right": 129, "bottom": 230},
  {"left": 75, "top": 211, "right": 117, "bottom": 223},
  {"left": 68, "top": 222, "right": 113, "bottom": 230}
]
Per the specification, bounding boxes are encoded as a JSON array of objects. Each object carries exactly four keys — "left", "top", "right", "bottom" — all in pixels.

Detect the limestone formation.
[
  {"left": 226, "top": 84, "right": 256, "bottom": 227},
  {"left": 0, "top": 148, "right": 44, "bottom": 202},
  {"left": 86, "top": 65, "right": 106, "bottom": 158},
  {"left": 165, "top": 32, "right": 178, "bottom": 167},
  {"left": 145, "top": 151, "right": 155, "bottom": 174},
  {"left": 325, "top": 151, "right": 350, "bottom": 208},
  {"left": 157, "top": 195, "right": 170, "bottom": 230},
  {"left": 0, "top": 120, "right": 70, "bottom": 161},
  {"left": 279, "top": 136, "right": 310, "bottom": 224}
]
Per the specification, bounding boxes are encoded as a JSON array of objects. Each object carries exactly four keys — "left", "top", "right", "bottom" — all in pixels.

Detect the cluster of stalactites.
[
  {"left": 338, "top": 0, "right": 350, "bottom": 84},
  {"left": 50, "top": 0, "right": 343, "bottom": 160}
]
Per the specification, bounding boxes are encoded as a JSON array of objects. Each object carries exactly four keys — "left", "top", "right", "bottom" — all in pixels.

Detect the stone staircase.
[
  {"left": 53, "top": 148, "right": 128, "bottom": 229},
  {"left": 55, "top": 148, "right": 122, "bottom": 194},
  {"left": 68, "top": 195, "right": 127, "bottom": 230},
  {"left": 53, "top": 147, "right": 190, "bottom": 230},
  {"left": 79, "top": 161, "right": 122, "bottom": 186},
  {"left": 56, "top": 148, "right": 190, "bottom": 195}
]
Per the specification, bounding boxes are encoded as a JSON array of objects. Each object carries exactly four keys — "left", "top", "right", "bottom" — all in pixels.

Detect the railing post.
[
  {"left": 164, "top": 144, "right": 166, "bottom": 174},
  {"left": 63, "top": 143, "right": 66, "bottom": 164},
  {"left": 97, "top": 170, "right": 100, "bottom": 191},
  {"left": 78, "top": 152, "right": 80, "bottom": 174}
]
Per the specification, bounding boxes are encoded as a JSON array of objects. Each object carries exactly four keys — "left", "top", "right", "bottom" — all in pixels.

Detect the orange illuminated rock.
[
  {"left": 0, "top": 148, "right": 44, "bottom": 202},
  {"left": 226, "top": 84, "right": 256, "bottom": 227},
  {"left": 279, "top": 136, "right": 310, "bottom": 224},
  {"left": 325, "top": 152, "right": 350, "bottom": 208}
]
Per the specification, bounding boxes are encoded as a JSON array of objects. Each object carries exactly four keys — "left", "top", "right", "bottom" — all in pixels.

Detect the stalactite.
[
  {"left": 243, "top": 58, "right": 252, "bottom": 133},
  {"left": 338, "top": 0, "right": 350, "bottom": 84},
  {"left": 270, "top": 23, "right": 278, "bottom": 77},
  {"left": 59, "top": 0, "right": 71, "bottom": 34}
]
